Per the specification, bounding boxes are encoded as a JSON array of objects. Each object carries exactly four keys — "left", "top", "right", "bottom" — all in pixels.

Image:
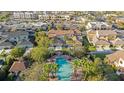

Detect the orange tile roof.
[
  {"left": 9, "top": 61, "right": 26, "bottom": 72},
  {"left": 95, "top": 40, "right": 110, "bottom": 45},
  {"left": 113, "top": 39, "right": 124, "bottom": 45},
  {"left": 87, "top": 30, "right": 96, "bottom": 34},
  {"left": 97, "top": 30, "right": 117, "bottom": 36},
  {"left": 48, "top": 29, "right": 81, "bottom": 38},
  {"left": 106, "top": 51, "right": 124, "bottom": 63}
]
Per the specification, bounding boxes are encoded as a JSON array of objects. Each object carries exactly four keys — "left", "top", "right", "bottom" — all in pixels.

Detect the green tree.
[
  {"left": 72, "top": 46, "right": 86, "bottom": 58},
  {"left": 48, "top": 48, "right": 55, "bottom": 58},
  {"left": 35, "top": 32, "right": 52, "bottom": 47},
  {"left": 0, "top": 70, "right": 6, "bottom": 80},
  {"left": 101, "top": 60, "right": 119, "bottom": 81},
  {"left": 0, "top": 49, "right": 6, "bottom": 57},
  {"left": 6, "top": 55, "right": 13, "bottom": 65},
  {"left": 50, "top": 63, "right": 58, "bottom": 78},
  {"left": 19, "top": 63, "right": 43, "bottom": 81},
  {"left": 48, "top": 25, "right": 51, "bottom": 31},
  {"left": 56, "top": 24, "right": 62, "bottom": 30},
  {"left": 72, "top": 59, "right": 82, "bottom": 80},
  {"left": 0, "top": 49, "right": 7, "bottom": 62},
  {"left": 71, "top": 57, "right": 107, "bottom": 81},
  {"left": 30, "top": 47, "right": 49, "bottom": 63},
  {"left": 42, "top": 63, "right": 58, "bottom": 80},
  {"left": 10, "top": 47, "right": 25, "bottom": 59},
  {"left": 7, "top": 73, "right": 14, "bottom": 81},
  {"left": 62, "top": 48, "right": 73, "bottom": 56}
]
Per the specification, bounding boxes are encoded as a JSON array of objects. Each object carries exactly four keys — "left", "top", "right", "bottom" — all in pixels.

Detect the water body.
[{"left": 56, "top": 56, "right": 73, "bottom": 81}]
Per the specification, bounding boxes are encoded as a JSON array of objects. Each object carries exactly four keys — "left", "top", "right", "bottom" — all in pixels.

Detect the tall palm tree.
[
  {"left": 81, "top": 58, "right": 94, "bottom": 80},
  {"left": 0, "top": 49, "right": 7, "bottom": 62},
  {"left": 50, "top": 63, "right": 58, "bottom": 78},
  {"left": 43, "top": 64, "right": 51, "bottom": 78},
  {"left": 72, "top": 59, "right": 81, "bottom": 80}
]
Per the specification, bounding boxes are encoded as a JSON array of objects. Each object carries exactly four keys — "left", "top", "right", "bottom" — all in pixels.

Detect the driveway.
[{"left": 96, "top": 47, "right": 104, "bottom": 51}]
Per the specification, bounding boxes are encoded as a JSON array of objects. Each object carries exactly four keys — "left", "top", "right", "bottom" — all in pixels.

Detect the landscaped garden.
[{"left": 0, "top": 29, "right": 121, "bottom": 81}]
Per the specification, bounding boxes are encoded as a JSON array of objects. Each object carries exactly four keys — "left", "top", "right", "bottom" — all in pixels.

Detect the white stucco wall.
[{"left": 115, "top": 58, "right": 124, "bottom": 67}]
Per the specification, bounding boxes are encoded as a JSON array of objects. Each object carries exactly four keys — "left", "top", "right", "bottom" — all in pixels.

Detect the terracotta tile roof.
[
  {"left": 113, "top": 38, "right": 124, "bottom": 45},
  {"left": 106, "top": 51, "right": 124, "bottom": 63},
  {"left": 48, "top": 29, "right": 81, "bottom": 38},
  {"left": 97, "top": 30, "right": 117, "bottom": 36},
  {"left": 95, "top": 40, "right": 110, "bottom": 45},
  {"left": 9, "top": 61, "right": 26, "bottom": 72},
  {"left": 87, "top": 30, "right": 96, "bottom": 34}
]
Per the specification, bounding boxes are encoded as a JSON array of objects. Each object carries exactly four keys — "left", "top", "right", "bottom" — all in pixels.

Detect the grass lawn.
[
  {"left": 88, "top": 45, "right": 96, "bottom": 51},
  {"left": 93, "top": 53, "right": 107, "bottom": 59}
]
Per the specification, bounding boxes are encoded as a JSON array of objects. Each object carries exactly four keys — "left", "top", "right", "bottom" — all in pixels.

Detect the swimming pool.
[{"left": 56, "top": 56, "right": 73, "bottom": 81}]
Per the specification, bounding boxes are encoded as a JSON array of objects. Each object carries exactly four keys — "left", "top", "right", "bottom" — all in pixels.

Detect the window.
[{"left": 120, "top": 61, "right": 123, "bottom": 64}]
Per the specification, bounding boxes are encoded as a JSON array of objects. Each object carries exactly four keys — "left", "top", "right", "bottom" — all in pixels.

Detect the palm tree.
[
  {"left": 43, "top": 63, "right": 58, "bottom": 80},
  {"left": 0, "top": 49, "right": 7, "bottom": 62},
  {"left": 72, "top": 59, "right": 82, "bottom": 80},
  {"left": 81, "top": 58, "right": 96, "bottom": 81},
  {"left": 43, "top": 64, "right": 51, "bottom": 78},
  {"left": 50, "top": 63, "right": 58, "bottom": 78}
]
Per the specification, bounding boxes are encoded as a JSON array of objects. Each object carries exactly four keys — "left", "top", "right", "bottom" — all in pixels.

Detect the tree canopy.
[
  {"left": 35, "top": 32, "right": 52, "bottom": 47},
  {"left": 30, "top": 47, "right": 49, "bottom": 63},
  {"left": 10, "top": 47, "right": 25, "bottom": 59},
  {"left": 71, "top": 57, "right": 119, "bottom": 81}
]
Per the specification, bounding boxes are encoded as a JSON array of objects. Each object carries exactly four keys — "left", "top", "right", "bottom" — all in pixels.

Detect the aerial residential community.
[{"left": 1, "top": 11, "right": 124, "bottom": 81}]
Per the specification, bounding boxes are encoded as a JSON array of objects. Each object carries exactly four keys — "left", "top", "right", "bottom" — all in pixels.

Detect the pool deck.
[
  {"left": 47, "top": 55, "right": 73, "bottom": 63},
  {"left": 71, "top": 68, "right": 83, "bottom": 81}
]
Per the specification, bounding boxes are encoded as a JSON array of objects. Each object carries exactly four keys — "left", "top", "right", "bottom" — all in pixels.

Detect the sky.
[{"left": 0, "top": 0, "right": 124, "bottom": 11}]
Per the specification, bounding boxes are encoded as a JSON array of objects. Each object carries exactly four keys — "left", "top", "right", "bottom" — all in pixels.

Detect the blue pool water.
[{"left": 56, "top": 56, "right": 73, "bottom": 81}]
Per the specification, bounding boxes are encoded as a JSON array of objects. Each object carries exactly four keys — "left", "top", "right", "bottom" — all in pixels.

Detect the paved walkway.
[{"left": 89, "top": 50, "right": 113, "bottom": 54}]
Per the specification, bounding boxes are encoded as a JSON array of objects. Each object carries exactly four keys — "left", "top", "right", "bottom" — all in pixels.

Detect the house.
[
  {"left": 106, "top": 51, "right": 124, "bottom": 66},
  {"left": 96, "top": 30, "right": 117, "bottom": 41},
  {"left": 87, "top": 30, "right": 117, "bottom": 44},
  {"left": 9, "top": 60, "right": 26, "bottom": 75},
  {"left": 0, "top": 36, "right": 8, "bottom": 44},
  {"left": 95, "top": 40, "right": 110, "bottom": 50},
  {"left": 115, "top": 30, "right": 124, "bottom": 38},
  {"left": 86, "top": 22, "right": 111, "bottom": 30},
  {"left": 26, "top": 30, "right": 35, "bottom": 37},
  {"left": 62, "top": 22, "right": 71, "bottom": 30},
  {"left": 71, "top": 16, "right": 85, "bottom": 24},
  {"left": 13, "top": 11, "right": 38, "bottom": 20},
  {"left": 115, "top": 16, "right": 124, "bottom": 24},
  {"left": 16, "top": 40, "right": 33, "bottom": 49},
  {"left": 38, "top": 14, "right": 48, "bottom": 21},
  {"left": 1, "top": 31, "right": 29, "bottom": 43},
  {"left": 106, "top": 51, "right": 124, "bottom": 74},
  {"left": 41, "top": 24, "right": 48, "bottom": 31},
  {"left": 0, "top": 41, "right": 13, "bottom": 50},
  {"left": 113, "top": 38, "right": 124, "bottom": 50},
  {"left": 31, "top": 22, "right": 47, "bottom": 28},
  {"left": 48, "top": 29, "right": 82, "bottom": 39},
  {"left": 87, "top": 30, "right": 117, "bottom": 51},
  {"left": 48, "top": 29, "right": 82, "bottom": 50},
  {"left": 38, "top": 14, "right": 70, "bottom": 21}
]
